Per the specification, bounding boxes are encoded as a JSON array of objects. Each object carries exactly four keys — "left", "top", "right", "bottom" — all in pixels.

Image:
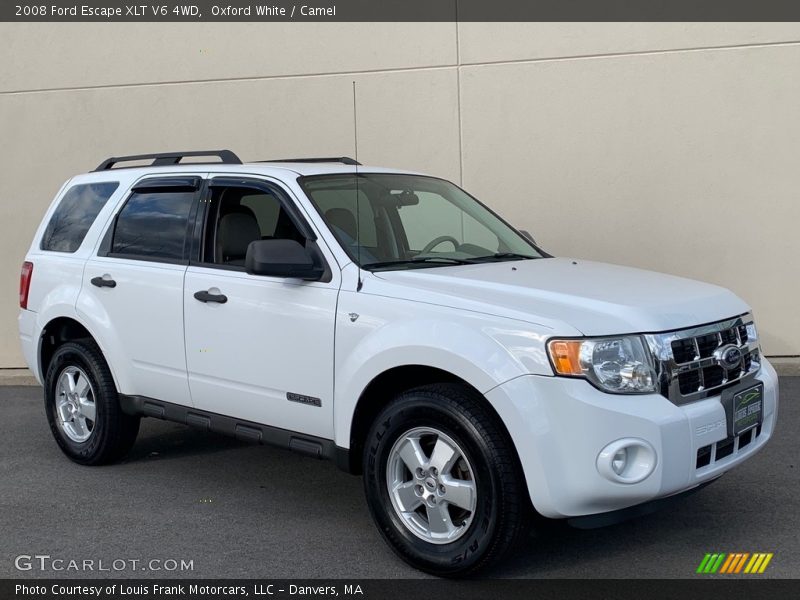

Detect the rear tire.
[
  {"left": 362, "top": 383, "right": 531, "bottom": 577},
  {"left": 44, "top": 340, "right": 140, "bottom": 465}
]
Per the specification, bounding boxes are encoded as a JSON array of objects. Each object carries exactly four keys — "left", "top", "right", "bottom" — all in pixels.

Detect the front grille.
[
  {"left": 646, "top": 314, "right": 760, "bottom": 405},
  {"left": 695, "top": 333, "right": 719, "bottom": 359},
  {"left": 715, "top": 437, "right": 735, "bottom": 460},
  {"left": 678, "top": 370, "right": 701, "bottom": 395},
  {"left": 738, "top": 325, "right": 749, "bottom": 344},
  {"left": 676, "top": 353, "right": 758, "bottom": 395},
  {"left": 720, "top": 328, "right": 737, "bottom": 345},
  {"left": 672, "top": 338, "right": 696, "bottom": 364},
  {"left": 695, "top": 425, "right": 762, "bottom": 469}
]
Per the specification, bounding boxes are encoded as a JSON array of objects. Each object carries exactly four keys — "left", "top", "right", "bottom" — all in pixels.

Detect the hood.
[{"left": 369, "top": 257, "right": 750, "bottom": 336}]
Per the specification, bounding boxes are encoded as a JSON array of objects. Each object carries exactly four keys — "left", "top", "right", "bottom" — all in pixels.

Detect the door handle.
[
  {"left": 194, "top": 290, "right": 228, "bottom": 304},
  {"left": 90, "top": 276, "right": 116, "bottom": 288}
]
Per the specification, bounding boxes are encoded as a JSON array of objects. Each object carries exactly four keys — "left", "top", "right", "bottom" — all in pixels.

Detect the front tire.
[
  {"left": 44, "top": 340, "right": 140, "bottom": 465},
  {"left": 363, "top": 383, "right": 530, "bottom": 577}
]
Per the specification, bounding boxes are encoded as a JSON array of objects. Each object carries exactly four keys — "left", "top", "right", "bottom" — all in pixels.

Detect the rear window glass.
[
  {"left": 111, "top": 190, "right": 195, "bottom": 261},
  {"left": 40, "top": 182, "right": 119, "bottom": 253}
]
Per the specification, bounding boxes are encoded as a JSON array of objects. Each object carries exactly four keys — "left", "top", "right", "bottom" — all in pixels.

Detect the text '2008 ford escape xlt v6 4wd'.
[{"left": 19, "top": 150, "right": 778, "bottom": 576}]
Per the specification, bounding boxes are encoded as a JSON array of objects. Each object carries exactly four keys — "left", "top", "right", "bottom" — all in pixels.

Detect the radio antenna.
[{"left": 353, "top": 80, "right": 363, "bottom": 292}]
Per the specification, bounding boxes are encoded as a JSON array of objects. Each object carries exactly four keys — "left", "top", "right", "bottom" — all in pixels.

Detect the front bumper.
[{"left": 485, "top": 359, "right": 779, "bottom": 519}]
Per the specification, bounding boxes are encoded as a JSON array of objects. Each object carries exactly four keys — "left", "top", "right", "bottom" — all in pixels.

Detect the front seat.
[
  {"left": 324, "top": 207, "right": 380, "bottom": 263},
  {"left": 216, "top": 212, "right": 261, "bottom": 266},
  {"left": 325, "top": 208, "right": 358, "bottom": 241},
  {"left": 272, "top": 209, "right": 306, "bottom": 244}
]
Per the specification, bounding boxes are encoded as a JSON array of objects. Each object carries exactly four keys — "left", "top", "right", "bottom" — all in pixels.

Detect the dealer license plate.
[{"left": 731, "top": 383, "right": 763, "bottom": 436}]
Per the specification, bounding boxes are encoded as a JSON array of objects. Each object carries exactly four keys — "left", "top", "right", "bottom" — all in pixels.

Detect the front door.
[{"left": 183, "top": 176, "right": 339, "bottom": 438}]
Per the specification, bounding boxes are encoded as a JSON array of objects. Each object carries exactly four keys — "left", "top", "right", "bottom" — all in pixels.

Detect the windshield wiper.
[
  {"left": 365, "top": 256, "right": 473, "bottom": 270},
  {"left": 468, "top": 252, "right": 537, "bottom": 262}
]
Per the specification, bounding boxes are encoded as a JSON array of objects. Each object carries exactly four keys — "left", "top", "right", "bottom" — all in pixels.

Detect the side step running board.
[{"left": 119, "top": 394, "right": 350, "bottom": 469}]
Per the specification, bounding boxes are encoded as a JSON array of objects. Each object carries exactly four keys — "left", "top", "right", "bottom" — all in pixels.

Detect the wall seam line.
[
  {"left": 0, "top": 63, "right": 460, "bottom": 96},
  {"left": 3, "top": 39, "right": 799, "bottom": 96},
  {"left": 455, "top": 1, "right": 464, "bottom": 187},
  {"left": 458, "top": 39, "right": 800, "bottom": 69}
]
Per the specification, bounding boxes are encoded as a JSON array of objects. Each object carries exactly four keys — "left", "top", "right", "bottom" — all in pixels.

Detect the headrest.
[
  {"left": 325, "top": 208, "right": 357, "bottom": 240},
  {"left": 218, "top": 212, "right": 261, "bottom": 260}
]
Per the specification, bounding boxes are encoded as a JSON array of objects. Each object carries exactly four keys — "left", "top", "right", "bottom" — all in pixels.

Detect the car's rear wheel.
[
  {"left": 363, "top": 383, "right": 530, "bottom": 577},
  {"left": 44, "top": 340, "right": 140, "bottom": 465}
]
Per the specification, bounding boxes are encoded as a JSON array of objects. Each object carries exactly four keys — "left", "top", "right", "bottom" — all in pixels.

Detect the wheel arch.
[
  {"left": 333, "top": 314, "right": 537, "bottom": 474},
  {"left": 38, "top": 316, "right": 120, "bottom": 390},
  {"left": 342, "top": 364, "right": 526, "bottom": 489}
]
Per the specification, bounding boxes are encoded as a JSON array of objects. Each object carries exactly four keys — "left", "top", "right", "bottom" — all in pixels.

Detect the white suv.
[{"left": 19, "top": 150, "right": 778, "bottom": 576}]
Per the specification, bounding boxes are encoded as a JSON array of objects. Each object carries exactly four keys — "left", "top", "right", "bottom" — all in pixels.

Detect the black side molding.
[{"left": 119, "top": 394, "right": 354, "bottom": 471}]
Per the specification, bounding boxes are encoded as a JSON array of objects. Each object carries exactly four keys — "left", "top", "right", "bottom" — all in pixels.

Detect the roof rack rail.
[
  {"left": 94, "top": 150, "right": 242, "bottom": 172},
  {"left": 260, "top": 157, "right": 362, "bottom": 166}
]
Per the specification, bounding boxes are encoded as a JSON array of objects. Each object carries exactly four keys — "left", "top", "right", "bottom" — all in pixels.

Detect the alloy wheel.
[
  {"left": 54, "top": 366, "right": 96, "bottom": 443},
  {"left": 386, "top": 427, "right": 477, "bottom": 544}
]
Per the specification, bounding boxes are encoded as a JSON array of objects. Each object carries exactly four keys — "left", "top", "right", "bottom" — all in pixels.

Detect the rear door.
[
  {"left": 182, "top": 176, "right": 339, "bottom": 438},
  {"left": 77, "top": 175, "right": 205, "bottom": 405}
]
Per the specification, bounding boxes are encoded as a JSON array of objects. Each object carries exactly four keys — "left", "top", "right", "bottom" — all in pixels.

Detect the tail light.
[{"left": 20, "top": 261, "right": 33, "bottom": 309}]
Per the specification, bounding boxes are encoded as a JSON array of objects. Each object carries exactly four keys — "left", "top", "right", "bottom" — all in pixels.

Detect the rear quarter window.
[{"left": 40, "top": 182, "right": 119, "bottom": 253}]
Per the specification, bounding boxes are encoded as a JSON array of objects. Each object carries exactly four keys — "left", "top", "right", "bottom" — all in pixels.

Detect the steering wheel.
[{"left": 420, "top": 236, "right": 460, "bottom": 254}]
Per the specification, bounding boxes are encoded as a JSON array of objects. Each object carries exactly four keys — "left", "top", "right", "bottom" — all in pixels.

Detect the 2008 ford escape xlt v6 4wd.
[{"left": 19, "top": 150, "right": 778, "bottom": 576}]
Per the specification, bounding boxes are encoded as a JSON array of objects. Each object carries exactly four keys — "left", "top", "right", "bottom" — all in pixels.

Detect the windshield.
[{"left": 299, "top": 173, "right": 544, "bottom": 270}]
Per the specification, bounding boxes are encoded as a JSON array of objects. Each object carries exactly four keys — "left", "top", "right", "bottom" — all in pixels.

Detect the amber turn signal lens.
[{"left": 547, "top": 340, "right": 584, "bottom": 375}]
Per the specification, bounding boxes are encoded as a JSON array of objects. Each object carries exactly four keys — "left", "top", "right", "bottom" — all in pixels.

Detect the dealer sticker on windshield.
[{"left": 732, "top": 384, "right": 763, "bottom": 436}]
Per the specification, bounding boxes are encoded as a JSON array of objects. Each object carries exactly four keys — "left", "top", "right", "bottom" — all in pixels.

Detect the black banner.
[
  {"left": 4, "top": 579, "right": 800, "bottom": 600},
  {"left": 4, "top": 0, "right": 800, "bottom": 22}
]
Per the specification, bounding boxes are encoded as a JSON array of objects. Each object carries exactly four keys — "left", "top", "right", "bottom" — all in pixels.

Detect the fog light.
[
  {"left": 611, "top": 448, "right": 627, "bottom": 475},
  {"left": 597, "top": 439, "right": 657, "bottom": 484}
]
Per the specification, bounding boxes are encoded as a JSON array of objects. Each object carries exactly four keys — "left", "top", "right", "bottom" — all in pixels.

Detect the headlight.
[
  {"left": 745, "top": 321, "right": 761, "bottom": 369},
  {"left": 547, "top": 336, "right": 658, "bottom": 394}
]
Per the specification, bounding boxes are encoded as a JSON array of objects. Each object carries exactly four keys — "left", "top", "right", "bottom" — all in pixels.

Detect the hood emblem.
[
  {"left": 714, "top": 344, "right": 743, "bottom": 370},
  {"left": 348, "top": 312, "right": 360, "bottom": 322}
]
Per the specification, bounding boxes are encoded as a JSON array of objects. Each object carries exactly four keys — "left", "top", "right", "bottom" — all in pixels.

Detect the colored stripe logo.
[{"left": 697, "top": 552, "right": 773, "bottom": 574}]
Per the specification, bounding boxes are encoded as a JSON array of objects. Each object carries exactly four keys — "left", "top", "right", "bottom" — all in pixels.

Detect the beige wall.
[{"left": 1, "top": 23, "right": 799, "bottom": 367}]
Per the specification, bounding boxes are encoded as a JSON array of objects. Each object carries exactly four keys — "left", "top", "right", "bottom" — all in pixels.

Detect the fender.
[
  {"left": 332, "top": 303, "right": 558, "bottom": 448},
  {"left": 71, "top": 291, "right": 134, "bottom": 393},
  {"left": 28, "top": 250, "right": 124, "bottom": 391},
  {"left": 36, "top": 306, "right": 124, "bottom": 392}
]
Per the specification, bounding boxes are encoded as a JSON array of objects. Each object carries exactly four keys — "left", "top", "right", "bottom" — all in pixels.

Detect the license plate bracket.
[{"left": 721, "top": 382, "right": 764, "bottom": 437}]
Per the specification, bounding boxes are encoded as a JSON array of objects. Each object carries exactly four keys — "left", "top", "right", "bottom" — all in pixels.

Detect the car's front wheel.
[
  {"left": 44, "top": 340, "right": 140, "bottom": 465},
  {"left": 363, "top": 383, "right": 530, "bottom": 577}
]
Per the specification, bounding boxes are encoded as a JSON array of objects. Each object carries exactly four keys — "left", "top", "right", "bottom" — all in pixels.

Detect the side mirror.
[
  {"left": 519, "top": 229, "right": 537, "bottom": 246},
  {"left": 245, "top": 239, "right": 324, "bottom": 280}
]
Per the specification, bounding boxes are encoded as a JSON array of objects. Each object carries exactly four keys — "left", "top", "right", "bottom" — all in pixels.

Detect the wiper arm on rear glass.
[
  {"left": 364, "top": 256, "right": 473, "bottom": 270},
  {"left": 468, "top": 252, "right": 538, "bottom": 262}
]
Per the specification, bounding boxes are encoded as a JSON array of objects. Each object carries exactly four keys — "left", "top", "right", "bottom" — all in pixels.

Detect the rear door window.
[
  {"left": 110, "top": 190, "right": 196, "bottom": 261},
  {"left": 40, "top": 182, "right": 119, "bottom": 253}
]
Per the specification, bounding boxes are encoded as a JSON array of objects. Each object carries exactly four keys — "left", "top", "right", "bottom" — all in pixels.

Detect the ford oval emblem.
[{"left": 714, "top": 344, "right": 743, "bottom": 370}]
